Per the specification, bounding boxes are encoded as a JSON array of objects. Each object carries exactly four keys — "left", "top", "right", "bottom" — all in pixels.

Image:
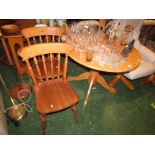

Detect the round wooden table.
[{"left": 68, "top": 48, "right": 141, "bottom": 107}]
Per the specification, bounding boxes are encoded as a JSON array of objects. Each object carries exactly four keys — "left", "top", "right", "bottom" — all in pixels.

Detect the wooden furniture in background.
[
  {"left": 1, "top": 34, "right": 25, "bottom": 77},
  {"left": 143, "top": 20, "right": 155, "bottom": 26},
  {"left": 18, "top": 43, "right": 79, "bottom": 134},
  {"left": 21, "top": 26, "right": 66, "bottom": 79},
  {"left": 0, "top": 19, "right": 36, "bottom": 78}
]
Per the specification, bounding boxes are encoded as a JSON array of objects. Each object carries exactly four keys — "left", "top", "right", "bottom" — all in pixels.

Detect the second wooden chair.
[{"left": 21, "top": 26, "right": 66, "bottom": 80}]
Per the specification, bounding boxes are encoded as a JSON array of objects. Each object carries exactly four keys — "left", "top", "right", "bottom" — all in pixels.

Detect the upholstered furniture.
[{"left": 124, "top": 40, "right": 155, "bottom": 81}]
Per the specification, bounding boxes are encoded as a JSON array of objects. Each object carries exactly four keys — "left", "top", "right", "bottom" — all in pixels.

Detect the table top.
[
  {"left": 69, "top": 48, "right": 141, "bottom": 73},
  {"left": 68, "top": 23, "right": 141, "bottom": 73}
]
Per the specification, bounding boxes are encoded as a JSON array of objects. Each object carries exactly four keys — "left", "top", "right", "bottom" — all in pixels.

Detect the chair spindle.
[
  {"left": 39, "top": 36, "right": 42, "bottom": 43},
  {"left": 57, "top": 53, "right": 61, "bottom": 79},
  {"left": 63, "top": 55, "right": 68, "bottom": 82},
  {"left": 42, "top": 54, "right": 48, "bottom": 81},
  {"left": 50, "top": 53, "right": 54, "bottom": 80},
  {"left": 52, "top": 35, "right": 54, "bottom": 42},
  {"left": 33, "top": 56, "right": 43, "bottom": 82},
  {"left": 33, "top": 37, "right": 36, "bottom": 44},
  {"left": 26, "top": 59, "right": 37, "bottom": 85}
]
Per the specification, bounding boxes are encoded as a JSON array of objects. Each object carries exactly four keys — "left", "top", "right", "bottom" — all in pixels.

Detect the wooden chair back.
[
  {"left": 18, "top": 43, "right": 74, "bottom": 85},
  {"left": 21, "top": 26, "right": 66, "bottom": 45},
  {"left": 21, "top": 26, "right": 66, "bottom": 79}
]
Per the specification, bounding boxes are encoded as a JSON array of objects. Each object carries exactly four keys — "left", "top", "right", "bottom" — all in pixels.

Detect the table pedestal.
[
  {"left": 68, "top": 70, "right": 116, "bottom": 107},
  {"left": 109, "top": 74, "right": 135, "bottom": 90}
]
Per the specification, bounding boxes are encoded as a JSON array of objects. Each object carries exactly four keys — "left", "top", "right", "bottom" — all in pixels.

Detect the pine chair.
[
  {"left": 18, "top": 43, "right": 79, "bottom": 134},
  {"left": 21, "top": 26, "right": 66, "bottom": 80}
]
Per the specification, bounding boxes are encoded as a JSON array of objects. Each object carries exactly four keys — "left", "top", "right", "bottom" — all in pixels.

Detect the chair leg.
[
  {"left": 141, "top": 74, "right": 155, "bottom": 85},
  {"left": 71, "top": 105, "right": 78, "bottom": 124},
  {"left": 40, "top": 114, "right": 46, "bottom": 135}
]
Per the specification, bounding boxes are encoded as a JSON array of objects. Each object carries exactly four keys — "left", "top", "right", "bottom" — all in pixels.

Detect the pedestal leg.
[
  {"left": 109, "top": 75, "right": 121, "bottom": 87},
  {"left": 97, "top": 74, "right": 116, "bottom": 94},
  {"left": 120, "top": 75, "right": 135, "bottom": 90},
  {"left": 109, "top": 74, "right": 135, "bottom": 90},
  {"left": 67, "top": 72, "right": 89, "bottom": 81}
]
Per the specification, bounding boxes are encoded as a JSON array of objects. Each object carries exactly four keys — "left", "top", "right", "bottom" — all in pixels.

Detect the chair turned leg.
[
  {"left": 71, "top": 105, "right": 78, "bottom": 124},
  {"left": 141, "top": 74, "right": 155, "bottom": 85},
  {"left": 40, "top": 114, "right": 46, "bottom": 135}
]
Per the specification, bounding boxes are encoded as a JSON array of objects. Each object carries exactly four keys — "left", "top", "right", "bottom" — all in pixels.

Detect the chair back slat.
[
  {"left": 18, "top": 43, "right": 74, "bottom": 84},
  {"left": 57, "top": 53, "right": 61, "bottom": 79},
  {"left": 50, "top": 53, "right": 54, "bottom": 80},
  {"left": 21, "top": 27, "right": 65, "bottom": 44},
  {"left": 33, "top": 56, "right": 43, "bottom": 82},
  {"left": 46, "top": 35, "right": 49, "bottom": 43},
  {"left": 52, "top": 35, "right": 55, "bottom": 42},
  {"left": 42, "top": 54, "right": 48, "bottom": 81},
  {"left": 39, "top": 36, "right": 42, "bottom": 43},
  {"left": 33, "top": 37, "right": 37, "bottom": 44},
  {"left": 26, "top": 59, "right": 37, "bottom": 85},
  {"left": 58, "top": 36, "right": 61, "bottom": 42},
  {"left": 26, "top": 38, "right": 31, "bottom": 46},
  {"left": 63, "top": 55, "right": 68, "bottom": 82}
]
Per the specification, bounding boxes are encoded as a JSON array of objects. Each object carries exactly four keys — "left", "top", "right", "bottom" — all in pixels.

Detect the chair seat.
[
  {"left": 35, "top": 58, "right": 64, "bottom": 80},
  {"left": 34, "top": 79, "right": 78, "bottom": 114},
  {"left": 124, "top": 60, "right": 155, "bottom": 80}
]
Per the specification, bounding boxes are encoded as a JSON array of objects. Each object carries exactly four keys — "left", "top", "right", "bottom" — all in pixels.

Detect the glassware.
[{"left": 67, "top": 22, "right": 127, "bottom": 68}]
